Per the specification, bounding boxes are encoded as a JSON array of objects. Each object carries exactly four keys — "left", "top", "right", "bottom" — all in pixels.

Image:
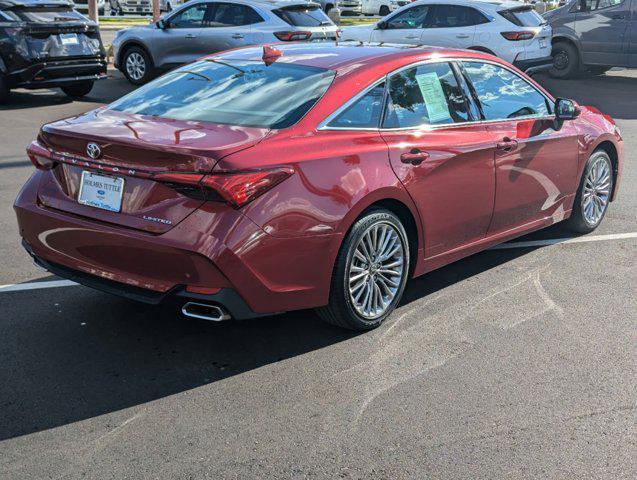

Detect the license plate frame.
[
  {"left": 60, "top": 33, "right": 79, "bottom": 45},
  {"left": 78, "top": 171, "right": 125, "bottom": 213}
]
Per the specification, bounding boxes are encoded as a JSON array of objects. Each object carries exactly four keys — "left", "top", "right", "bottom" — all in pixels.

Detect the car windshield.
[
  {"left": 499, "top": 7, "right": 545, "bottom": 27},
  {"left": 1, "top": 7, "right": 88, "bottom": 23},
  {"left": 109, "top": 59, "right": 335, "bottom": 129},
  {"left": 272, "top": 5, "right": 332, "bottom": 27}
]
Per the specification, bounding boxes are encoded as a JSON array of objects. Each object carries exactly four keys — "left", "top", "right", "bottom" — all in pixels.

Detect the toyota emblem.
[{"left": 86, "top": 143, "right": 101, "bottom": 159}]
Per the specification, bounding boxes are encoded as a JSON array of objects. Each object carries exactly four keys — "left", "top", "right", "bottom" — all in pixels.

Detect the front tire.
[
  {"left": 316, "top": 209, "right": 410, "bottom": 331},
  {"left": 549, "top": 41, "right": 580, "bottom": 79},
  {"left": 61, "top": 81, "right": 94, "bottom": 98},
  {"left": 566, "top": 150, "right": 614, "bottom": 233},
  {"left": 122, "top": 46, "right": 153, "bottom": 85}
]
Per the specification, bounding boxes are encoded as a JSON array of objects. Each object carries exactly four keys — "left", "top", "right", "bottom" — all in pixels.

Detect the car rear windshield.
[
  {"left": 498, "top": 6, "right": 545, "bottom": 27},
  {"left": 272, "top": 5, "right": 332, "bottom": 27},
  {"left": 0, "top": 7, "right": 88, "bottom": 23},
  {"left": 108, "top": 59, "right": 335, "bottom": 129}
]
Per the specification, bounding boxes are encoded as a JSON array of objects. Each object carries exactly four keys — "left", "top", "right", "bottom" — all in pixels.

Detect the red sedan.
[{"left": 15, "top": 43, "right": 623, "bottom": 330}]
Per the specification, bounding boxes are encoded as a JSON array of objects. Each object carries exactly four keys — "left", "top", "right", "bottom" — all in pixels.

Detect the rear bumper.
[
  {"left": 6, "top": 57, "right": 108, "bottom": 89},
  {"left": 14, "top": 170, "right": 340, "bottom": 316},
  {"left": 513, "top": 55, "right": 553, "bottom": 75}
]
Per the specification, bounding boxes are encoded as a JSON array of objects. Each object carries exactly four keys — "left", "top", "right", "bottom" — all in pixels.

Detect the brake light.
[
  {"left": 501, "top": 31, "right": 535, "bottom": 41},
  {"left": 153, "top": 167, "right": 294, "bottom": 208},
  {"left": 26, "top": 141, "right": 56, "bottom": 170},
  {"left": 274, "top": 31, "right": 312, "bottom": 41}
]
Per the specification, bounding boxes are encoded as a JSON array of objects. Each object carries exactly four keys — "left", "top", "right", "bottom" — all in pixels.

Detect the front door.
[
  {"left": 380, "top": 61, "right": 497, "bottom": 258},
  {"left": 575, "top": 0, "right": 631, "bottom": 66},
  {"left": 370, "top": 4, "right": 431, "bottom": 44},
  {"left": 155, "top": 2, "right": 211, "bottom": 68},
  {"left": 460, "top": 61, "right": 579, "bottom": 234}
]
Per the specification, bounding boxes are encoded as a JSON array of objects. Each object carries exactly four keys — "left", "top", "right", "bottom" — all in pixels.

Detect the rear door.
[
  {"left": 419, "top": 4, "right": 488, "bottom": 49},
  {"left": 380, "top": 61, "right": 497, "bottom": 258},
  {"left": 197, "top": 2, "right": 262, "bottom": 52},
  {"left": 370, "top": 4, "right": 431, "bottom": 44},
  {"left": 575, "top": 0, "right": 630, "bottom": 66},
  {"left": 460, "top": 61, "right": 579, "bottom": 234}
]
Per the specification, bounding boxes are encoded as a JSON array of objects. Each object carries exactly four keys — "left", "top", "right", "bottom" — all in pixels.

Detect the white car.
[
  {"left": 361, "top": 0, "right": 410, "bottom": 17},
  {"left": 340, "top": 0, "right": 553, "bottom": 73}
]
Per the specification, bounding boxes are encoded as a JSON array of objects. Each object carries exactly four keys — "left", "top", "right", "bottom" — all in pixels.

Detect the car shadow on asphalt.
[{"left": 0, "top": 223, "right": 580, "bottom": 441}]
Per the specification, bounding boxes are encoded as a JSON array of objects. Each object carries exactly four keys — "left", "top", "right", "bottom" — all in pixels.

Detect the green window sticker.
[{"left": 415, "top": 72, "right": 452, "bottom": 123}]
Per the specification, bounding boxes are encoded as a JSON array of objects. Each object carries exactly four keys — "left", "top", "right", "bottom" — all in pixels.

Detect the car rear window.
[
  {"left": 498, "top": 6, "right": 545, "bottom": 27},
  {"left": 1, "top": 7, "right": 88, "bottom": 23},
  {"left": 108, "top": 59, "right": 335, "bottom": 129},
  {"left": 272, "top": 5, "right": 332, "bottom": 27}
]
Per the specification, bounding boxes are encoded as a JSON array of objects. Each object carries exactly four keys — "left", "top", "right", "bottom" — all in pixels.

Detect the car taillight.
[
  {"left": 274, "top": 31, "right": 312, "bottom": 41},
  {"left": 26, "top": 141, "right": 56, "bottom": 170},
  {"left": 501, "top": 31, "right": 535, "bottom": 41},
  {"left": 154, "top": 167, "right": 294, "bottom": 208}
]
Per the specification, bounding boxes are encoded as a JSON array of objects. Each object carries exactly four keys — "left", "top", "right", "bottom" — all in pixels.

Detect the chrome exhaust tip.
[{"left": 181, "top": 302, "right": 231, "bottom": 322}]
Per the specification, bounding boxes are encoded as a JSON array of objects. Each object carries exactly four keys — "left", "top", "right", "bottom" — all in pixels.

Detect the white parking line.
[
  {"left": 0, "top": 232, "right": 634, "bottom": 294},
  {"left": 0, "top": 279, "right": 77, "bottom": 293}
]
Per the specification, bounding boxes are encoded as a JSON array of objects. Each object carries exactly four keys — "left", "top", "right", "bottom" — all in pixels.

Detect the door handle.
[
  {"left": 232, "top": 33, "right": 244, "bottom": 39},
  {"left": 405, "top": 35, "right": 420, "bottom": 39},
  {"left": 496, "top": 137, "right": 518, "bottom": 152},
  {"left": 185, "top": 34, "right": 196, "bottom": 39},
  {"left": 456, "top": 34, "right": 470, "bottom": 39},
  {"left": 400, "top": 149, "right": 429, "bottom": 165}
]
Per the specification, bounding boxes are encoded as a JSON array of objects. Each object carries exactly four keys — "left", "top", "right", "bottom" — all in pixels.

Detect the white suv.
[{"left": 340, "top": 0, "right": 553, "bottom": 73}]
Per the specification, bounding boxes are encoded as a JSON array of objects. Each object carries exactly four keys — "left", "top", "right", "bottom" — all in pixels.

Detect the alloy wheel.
[
  {"left": 582, "top": 156, "right": 612, "bottom": 226},
  {"left": 126, "top": 52, "right": 146, "bottom": 81},
  {"left": 348, "top": 222, "right": 405, "bottom": 320}
]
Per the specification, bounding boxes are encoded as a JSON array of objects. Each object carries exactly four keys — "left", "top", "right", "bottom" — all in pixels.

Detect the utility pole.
[
  {"left": 152, "top": 0, "right": 160, "bottom": 21},
  {"left": 87, "top": 0, "right": 97, "bottom": 23}
]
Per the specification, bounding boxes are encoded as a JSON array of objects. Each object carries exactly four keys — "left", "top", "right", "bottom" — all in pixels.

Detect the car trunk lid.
[{"left": 36, "top": 108, "right": 270, "bottom": 233}]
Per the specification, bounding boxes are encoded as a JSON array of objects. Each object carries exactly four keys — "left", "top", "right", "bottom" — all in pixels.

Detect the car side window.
[
  {"left": 206, "top": 2, "right": 264, "bottom": 27},
  {"left": 327, "top": 82, "right": 386, "bottom": 129},
  {"left": 169, "top": 3, "right": 209, "bottom": 29},
  {"left": 384, "top": 5, "right": 430, "bottom": 29},
  {"left": 461, "top": 62, "right": 550, "bottom": 120},
  {"left": 425, "top": 5, "right": 490, "bottom": 28},
  {"left": 382, "top": 62, "right": 472, "bottom": 128},
  {"left": 572, "top": 0, "right": 623, "bottom": 12}
]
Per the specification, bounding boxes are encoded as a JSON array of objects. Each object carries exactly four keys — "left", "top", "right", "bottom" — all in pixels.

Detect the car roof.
[
  {"left": 212, "top": 42, "right": 495, "bottom": 73},
  {"left": 409, "top": 0, "right": 524, "bottom": 11},
  {"left": 0, "top": 0, "right": 72, "bottom": 8},
  {"left": 196, "top": 0, "right": 321, "bottom": 10}
]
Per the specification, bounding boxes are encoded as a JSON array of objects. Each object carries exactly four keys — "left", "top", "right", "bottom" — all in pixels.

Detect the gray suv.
[
  {"left": 544, "top": 0, "right": 636, "bottom": 78},
  {"left": 112, "top": 0, "right": 338, "bottom": 84}
]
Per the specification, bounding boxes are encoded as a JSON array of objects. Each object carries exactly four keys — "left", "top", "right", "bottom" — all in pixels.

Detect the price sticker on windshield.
[{"left": 415, "top": 72, "right": 452, "bottom": 123}]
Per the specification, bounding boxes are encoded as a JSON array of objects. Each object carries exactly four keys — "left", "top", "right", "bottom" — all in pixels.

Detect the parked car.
[
  {"left": 15, "top": 43, "right": 622, "bottom": 330},
  {"left": 108, "top": 0, "right": 152, "bottom": 15},
  {"left": 340, "top": 0, "right": 554, "bottom": 73},
  {"left": 339, "top": 0, "right": 362, "bottom": 15},
  {"left": 112, "top": 0, "right": 338, "bottom": 84},
  {"left": 543, "top": 0, "right": 636, "bottom": 78},
  {"left": 72, "top": 0, "right": 106, "bottom": 15},
  {"left": 362, "top": 0, "right": 409, "bottom": 16},
  {"left": 0, "top": 0, "right": 107, "bottom": 103}
]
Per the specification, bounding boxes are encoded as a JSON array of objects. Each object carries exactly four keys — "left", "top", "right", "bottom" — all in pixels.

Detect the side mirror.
[
  {"left": 156, "top": 19, "right": 168, "bottom": 29},
  {"left": 376, "top": 21, "right": 387, "bottom": 30},
  {"left": 555, "top": 98, "right": 581, "bottom": 120}
]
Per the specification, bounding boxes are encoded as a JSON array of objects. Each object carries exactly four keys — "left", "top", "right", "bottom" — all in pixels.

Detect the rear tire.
[
  {"left": 61, "top": 81, "right": 94, "bottom": 98},
  {"left": 549, "top": 41, "right": 580, "bottom": 79},
  {"left": 121, "top": 45, "right": 153, "bottom": 85},
  {"left": 0, "top": 75, "right": 9, "bottom": 104},
  {"left": 316, "top": 209, "right": 410, "bottom": 331},
  {"left": 565, "top": 150, "right": 614, "bottom": 233}
]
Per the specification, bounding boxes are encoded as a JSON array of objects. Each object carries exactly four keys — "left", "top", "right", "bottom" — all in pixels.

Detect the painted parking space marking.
[{"left": 0, "top": 232, "right": 635, "bottom": 294}]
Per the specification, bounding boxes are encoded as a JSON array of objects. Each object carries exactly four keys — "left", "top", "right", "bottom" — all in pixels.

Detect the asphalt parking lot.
[{"left": 0, "top": 69, "right": 635, "bottom": 479}]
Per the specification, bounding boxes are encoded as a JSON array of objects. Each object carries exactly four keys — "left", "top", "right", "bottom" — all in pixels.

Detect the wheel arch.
[
  {"left": 117, "top": 40, "right": 154, "bottom": 71},
  {"left": 593, "top": 140, "right": 619, "bottom": 201},
  {"left": 468, "top": 46, "right": 496, "bottom": 56},
  {"left": 551, "top": 35, "right": 583, "bottom": 64}
]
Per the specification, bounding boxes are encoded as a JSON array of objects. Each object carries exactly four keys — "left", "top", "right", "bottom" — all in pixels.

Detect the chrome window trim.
[{"left": 318, "top": 57, "right": 555, "bottom": 133}]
